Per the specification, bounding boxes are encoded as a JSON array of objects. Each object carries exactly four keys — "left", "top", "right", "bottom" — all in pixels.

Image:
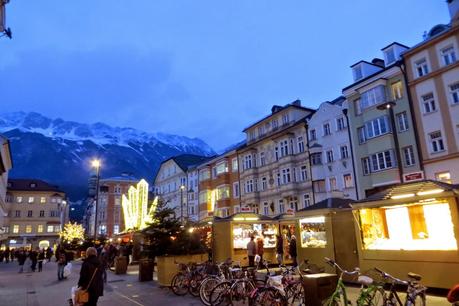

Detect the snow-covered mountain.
[{"left": 0, "top": 112, "right": 215, "bottom": 210}]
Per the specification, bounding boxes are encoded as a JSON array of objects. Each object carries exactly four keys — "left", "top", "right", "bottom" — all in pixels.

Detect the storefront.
[
  {"left": 296, "top": 198, "right": 358, "bottom": 276},
  {"left": 212, "top": 213, "right": 277, "bottom": 265},
  {"left": 352, "top": 180, "right": 459, "bottom": 289},
  {"left": 274, "top": 214, "right": 297, "bottom": 265}
]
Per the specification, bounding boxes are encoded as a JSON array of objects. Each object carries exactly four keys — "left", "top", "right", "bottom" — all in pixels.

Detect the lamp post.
[
  {"left": 92, "top": 159, "right": 101, "bottom": 241},
  {"left": 376, "top": 101, "right": 404, "bottom": 184},
  {"left": 180, "top": 185, "right": 185, "bottom": 224}
]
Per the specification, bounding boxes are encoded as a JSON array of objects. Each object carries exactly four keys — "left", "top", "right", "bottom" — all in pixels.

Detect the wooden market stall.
[
  {"left": 296, "top": 198, "right": 359, "bottom": 276},
  {"left": 351, "top": 180, "right": 459, "bottom": 289}
]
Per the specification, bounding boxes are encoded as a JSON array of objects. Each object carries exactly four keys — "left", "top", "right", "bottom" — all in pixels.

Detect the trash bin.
[
  {"left": 303, "top": 273, "right": 338, "bottom": 306},
  {"left": 138, "top": 258, "right": 154, "bottom": 282},
  {"left": 115, "top": 256, "right": 128, "bottom": 275}
]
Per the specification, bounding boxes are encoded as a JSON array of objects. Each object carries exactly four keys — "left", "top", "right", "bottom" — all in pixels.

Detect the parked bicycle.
[{"left": 171, "top": 260, "right": 212, "bottom": 297}]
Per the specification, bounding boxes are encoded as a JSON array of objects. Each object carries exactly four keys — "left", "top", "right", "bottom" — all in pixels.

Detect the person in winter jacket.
[
  {"left": 78, "top": 247, "right": 104, "bottom": 306},
  {"left": 289, "top": 235, "right": 298, "bottom": 267},
  {"left": 38, "top": 249, "right": 45, "bottom": 272},
  {"left": 57, "top": 252, "right": 67, "bottom": 280},
  {"left": 276, "top": 235, "right": 284, "bottom": 265},
  {"left": 246, "top": 236, "right": 257, "bottom": 267},
  {"left": 17, "top": 249, "right": 26, "bottom": 273}
]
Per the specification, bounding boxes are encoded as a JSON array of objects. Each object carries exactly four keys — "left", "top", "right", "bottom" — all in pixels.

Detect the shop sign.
[
  {"left": 286, "top": 209, "right": 295, "bottom": 216},
  {"left": 404, "top": 171, "right": 424, "bottom": 182},
  {"left": 240, "top": 206, "right": 252, "bottom": 212}
]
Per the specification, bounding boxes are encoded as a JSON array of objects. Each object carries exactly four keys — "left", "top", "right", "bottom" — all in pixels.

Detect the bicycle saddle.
[
  {"left": 357, "top": 275, "right": 374, "bottom": 286},
  {"left": 407, "top": 272, "right": 422, "bottom": 281}
]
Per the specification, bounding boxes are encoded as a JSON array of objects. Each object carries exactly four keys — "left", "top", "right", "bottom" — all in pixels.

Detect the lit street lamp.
[
  {"left": 376, "top": 101, "right": 404, "bottom": 183},
  {"left": 92, "top": 159, "right": 101, "bottom": 240}
]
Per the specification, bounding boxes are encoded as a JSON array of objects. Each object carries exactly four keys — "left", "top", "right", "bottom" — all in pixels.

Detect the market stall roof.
[
  {"left": 216, "top": 212, "right": 272, "bottom": 222},
  {"left": 298, "top": 198, "right": 352, "bottom": 212},
  {"left": 272, "top": 213, "right": 297, "bottom": 221},
  {"left": 351, "top": 180, "right": 458, "bottom": 208}
]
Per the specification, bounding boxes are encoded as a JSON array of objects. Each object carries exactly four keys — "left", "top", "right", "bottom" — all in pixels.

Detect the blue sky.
[{"left": 0, "top": 1, "right": 449, "bottom": 151}]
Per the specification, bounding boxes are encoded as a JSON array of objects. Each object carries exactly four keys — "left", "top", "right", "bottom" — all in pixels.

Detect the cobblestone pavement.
[{"left": 0, "top": 259, "right": 449, "bottom": 305}]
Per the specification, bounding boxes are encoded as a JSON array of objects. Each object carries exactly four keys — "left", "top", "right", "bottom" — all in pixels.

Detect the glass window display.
[
  {"left": 359, "top": 201, "right": 457, "bottom": 250},
  {"left": 299, "top": 216, "right": 327, "bottom": 248},
  {"left": 233, "top": 223, "right": 277, "bottom": 249}
]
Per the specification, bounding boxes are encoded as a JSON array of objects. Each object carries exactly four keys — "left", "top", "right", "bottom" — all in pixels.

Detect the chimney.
[
  {"left": 291, "top": 99, "right": 301, "bottom": 107},
  {"left": 371, "top": 58, "right": 385, "bottom": 68},
  {"left": 448, "top": 0, "right": 459, "bottom": 24},
  {"left": 271, "top": 105, "right": 283, "bottom": 114}
]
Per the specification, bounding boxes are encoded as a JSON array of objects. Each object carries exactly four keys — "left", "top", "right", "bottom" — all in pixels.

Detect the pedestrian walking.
[
  {"left": 17, "top": 249, "right": 26, "bottom": 273},
  {"left": 256, "top": 236, "right": 264, "bottom": 266},
  {"left": 99, "top": 245, "right": 109, "bottom": 283},
  {"left": 58, "top": 252, "right": 67, "bottom": 280},
  {"left": 0, "top": 249, "right": 4, "bottom": 263},
  {"left": 276, "top": 235, "right": 284, "bottom": 266},
  {"left": 38, "top": 248, "right": 45, "bottom": 272},
  {"left": 77, "top": 247, "right": 104, "bottom": 306},
  {"left": 289, "top": 235, "right": 298, "bottom": 267},
  {"left": 4, "top": 247, "right": 10, "bottom": 263},
  {"left": 246, "top": 236, "right": 257, "bottom": 267},
  {"left": 30, "top": 248, "right": 38, "bottom": 272}
]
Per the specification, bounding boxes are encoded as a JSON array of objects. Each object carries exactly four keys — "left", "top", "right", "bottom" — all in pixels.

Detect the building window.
[
  {"left": 259, "top": 152, "right": 266, "bottom": 166},
  {"left": 27, "top": 210, "right": 33, "bottom": 218},
  {"left": 199, "top": 191, "right": 208, "bottom": 204},
  {"left": 362, "top": 116, "right": 390, "bottom": 140},
  {"left": 244, "top": 155, "right": 253, "bottom": 170},
  {"left": 28, "top": 197, "right": 34, "bottom": 204},
  {"left": 282, "top": 114, "right": 289, "bottom": 125},
  {"left": 323, "top": 123, "right": 331, "bottom": 136},
  {"left": 263, "top": 202, "right": 269, "bottom": 215},
  {"left": 329, "top": 177, "right": 337, "bottom": 191},
  {"left": 370, "top": 150, "right": 394, "bottom": 172},
  {"left": 396, "top": 112, "right": 409, "bottom": 132},
  {"left": 280, "top": 139, "right": 289, "bottom": 157},
  {"left": 326, "top": 150, "right": 334, "bottom": 163},
  {"left": 309, "top": 129, "right": 317, "bottom": 141},
  {"left": 384, "top": 48, "right": 396, "bottom": 64},
  {"left": 360, "top": 85, "right": 386, "bottom": 111},
  {"left": 26, "top": 225, "right": 32, "bottom": 233},
  {"left": 358, "top": 127, "right": 366, "bottom": 144},
  {"left": 422, "top": 93, "right": 436, "bottom": 113},
  {"left": 232, "top": 158, "right": 238, "bottom": 172},
  {"left": 39, "top": 210, "right": 45, "bottom": 217},
  {"left": 216, "top": 185, "right": 230, "bottom": 200},
  {"left": 245, "top": 180, "right": 254, "bottom": 193},
  {"left": 336, "top": 117, "right": 346, "bottom": 131},
  {"left": 114, "top": 225, "right": 119, "bottom": 234},
  {"left": 353, "top": 65, "right": 363, "bottom": 81},
  {"left": 281, "top": 168, "right": 291, "bottom": 184},
  {"left": 258, "top": 126, "right": 265, "bottom": 137},
  {"left": 216, "top": 161, "right": 229, "bottom": 175},
  {"left": 403, "top": 146, "right": 416, "bottom": 167},
  {"left": 303, "top": 194, "right": 311, "bottom": 207},
  {"left": 261, "top": 177, "right": 267, "bottom": 191},
  {"left": 441, "top": 46, "right": 457, "bottom": 66},
  {"left": 415, "top": 58, "right": 429, "bottom": 77},
  {"left": 449, "top": 82, "right": 459, "bottom": 104},
  {"left": 311, "top": 153, "right": 322, "bottom": 165},
  {"left": 297, "top": 136, "right": 305, "bottom": 153},
  {"left": 391, "top": 81, "right": 403, "bottom": 100},
  {"left": 344, "top": 174, "right": 353, "bottom": 188},
  {"left": 272, "top": 119, "right": 279, "bottom": 130},
  {"left": 435, "top": 172, "right": 451, "bottom": 184},
  {"left": 15, "top": 210, "right": 20, "bottom": 217},
  {"left": 12, "top": 225, "right": 19, "bottom": 233},
  {"left": 47, "top": 225, "right": 54, "bottom": 233},
  {"left": 278, "top": 200, "right": 285, "bottom": 214},
  {"left": 340, "top": 145, "right": 349, "bottom": 159},
  {"left": 54, "top": 225, "right": 61, "bottom": 233},
  {"left": 37, "top": 225, "right": 43, "bottom": 233},
  {"left": 430, "top": 131, "right": 445, "bottom": 153},
  {"left": 40, "top": 197, "right": 46, "bottom": 204},
  {"left": 313, "top": 180, "right": 326, "bottom": 193},
  {"left": 199, "top": 169, "right": 210, "bottom": 181},
  {"left": 300, "top": 166, "right": 308, "bottom": 181},
  {"left": 233, "top": 182, "right": 240, "bottom": 198}
]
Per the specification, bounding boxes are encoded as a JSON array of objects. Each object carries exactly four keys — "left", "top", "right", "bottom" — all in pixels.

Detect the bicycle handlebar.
[
  {"left": 374, "top": 267, "right": 408, "bottom": 285},
  {"left": 324, "top": 257, "right": 360, "bottom": 276}
]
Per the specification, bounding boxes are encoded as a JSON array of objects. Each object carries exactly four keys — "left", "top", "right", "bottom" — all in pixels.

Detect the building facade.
[
  {"left": 237, "top": 100, "right": 315, "bottom": 216},
  {"left": 343, "top": 46, "right": 422, "bottom": 198},
  {"left": 186, "top": 167, "right": 200, "bottom": 221},
  {"left": 197, "top": 148, "right": 241, "bottom": 219},
  {"left": 307, "top": 97, "right": 358, "bottom": 202},
  {"left": 0, "top": 135, "right": 13, "bottom": 243},
  {"left": 403, "top": 2, "right": 459, "bottom": 184},
  {"left": 97, "top": 175, "right": 138, "bottom": 237},
  {"left": 154, "top": 154, "right": 210, "bottom": 221},
  {"left": 5, "top": 179, "right": 68, "bottom": 249}
]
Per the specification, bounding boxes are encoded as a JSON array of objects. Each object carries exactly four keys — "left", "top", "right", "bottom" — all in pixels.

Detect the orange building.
[
  {"left": 197, "top": 147, "right": 244, "bottom": 219},
  {"left": 97, "top": 174, "right": 138, "bottom": 237}
]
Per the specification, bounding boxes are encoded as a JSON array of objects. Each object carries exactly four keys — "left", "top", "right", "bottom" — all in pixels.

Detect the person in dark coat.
[
  {"left": 57, "top": 252, "right": 67, "bottom": 280},
  {"left": 30, "top": 248, "right": 38, "bottom": 272},
  {"left": 276, "top": 235, "right": 284, "bottom": 265},
  {"left": 17, "top": 249, "right": 26, "bottom": 273},
  {"left": 38, "top": 249, "right": 45, "bottom": 272},
  {"left": 289, "top": 235, "right": 298, "bottom": 267},
  {"left": 78, "top": 247, "right": 104, "bottom": 306},
  {"left": 4, "top": 247, "right": 10, "bottom": 263}
]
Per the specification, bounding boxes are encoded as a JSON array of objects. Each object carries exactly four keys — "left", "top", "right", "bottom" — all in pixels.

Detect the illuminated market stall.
[
  {"left": 296, "top": 198, "right": 359, "bottom": 275},
  {"left": 212, "top": 213, "right": 278, "bottom": 265},
  {"left": 352, "top": 180, "right": 459, "bottom": 289},
  {"left": 273, "top": 213, "right": 298, "bottom": 265}
]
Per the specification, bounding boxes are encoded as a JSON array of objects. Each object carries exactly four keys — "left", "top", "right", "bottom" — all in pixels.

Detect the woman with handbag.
[{"left": 76, "top": 247, "right": 104, "bottom": 306}]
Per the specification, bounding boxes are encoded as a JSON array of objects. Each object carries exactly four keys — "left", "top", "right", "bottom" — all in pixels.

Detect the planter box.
[
  {"left": 115, "top": 256, "right": 128, "bottom": 275},
  {"left": 139, "top": 259, "right": 154, "bottom": 282},
  {"left": 156, "top": 254, "right": 207, "bottom": 287}
]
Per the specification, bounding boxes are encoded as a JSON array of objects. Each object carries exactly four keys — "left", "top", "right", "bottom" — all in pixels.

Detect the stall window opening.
[{"left": 299, "top": 216, "right": 327, "bottom": 248}]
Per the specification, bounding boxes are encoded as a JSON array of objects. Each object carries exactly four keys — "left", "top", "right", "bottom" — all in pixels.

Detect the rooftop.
[{"left": 7, "top": 178, "right": 65, "bottom": 193}]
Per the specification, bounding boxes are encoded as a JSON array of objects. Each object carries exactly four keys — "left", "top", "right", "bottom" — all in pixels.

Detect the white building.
[
  {"left": 307, "top": 97, "right": 358, "bottom": 202},
  {"left": 0, "top": 135, "right": 13, "bottom": 242}
]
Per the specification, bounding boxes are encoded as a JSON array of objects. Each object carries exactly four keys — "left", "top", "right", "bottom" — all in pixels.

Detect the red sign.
[
  {"left": 286, "top": 209, "right": 295, "bottom": 216},
  {"left": 207, "top": 212, "right": 214, "bottom": 217},
  {"left": 240, "top": 206, "right": 252, "bottom": 212},
  {"left": 404, "top": 171, "right": 424, "bottom": 182}
]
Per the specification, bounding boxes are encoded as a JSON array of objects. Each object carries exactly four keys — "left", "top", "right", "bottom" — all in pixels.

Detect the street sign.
[
  {"left": 240, "top": 206, "right": 252, "bottom": 212},
  {"left": 404, "top": 171, "right": 424, "bottom": 182}
]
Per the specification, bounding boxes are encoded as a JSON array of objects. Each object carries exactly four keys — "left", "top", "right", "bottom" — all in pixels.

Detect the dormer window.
[
  {"left": 353, "top": 65, "right": 363, "bottom": 81},
  {"left": 384, "top": 48, "right": 396, "bottom": 65},
  {"left": 282, "top": 114, "right": 289, "bottom": 125}
]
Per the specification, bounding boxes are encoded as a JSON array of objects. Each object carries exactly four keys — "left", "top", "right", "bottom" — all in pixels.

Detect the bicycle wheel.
[
  {"left": 230, "top": 280, "right": 255, "bottom": 305},
  {"left": 255, "top": 287, "right": 287, "bottom": 306},
  {"left": 323, "top": 293, "right": 347, "bottom": 306},
  {"left": 200, "top": 277, "right": 221, "bottom": 306},
  {"left": 209, "top": 281, "right": 232, "bottom": 306},
  {"left": 287, "top": 282, "right": 305, "bottom": 306},
  {"left": 189, "top": 272, "right": 205, "bottom": 297},
  {"left": 367, "top": 288, "right": 386, "bottom": 306},
  {"left": 170, "top": 273, "right": 188, "bottom": 296}
]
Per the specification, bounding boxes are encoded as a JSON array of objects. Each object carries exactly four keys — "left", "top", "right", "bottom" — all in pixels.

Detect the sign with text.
[
  {"left": 240, "top": 206, "right": 252, "bottom": 212},
  {"left": 404, "top": 171, "right": 424, "bottom": 182}
]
